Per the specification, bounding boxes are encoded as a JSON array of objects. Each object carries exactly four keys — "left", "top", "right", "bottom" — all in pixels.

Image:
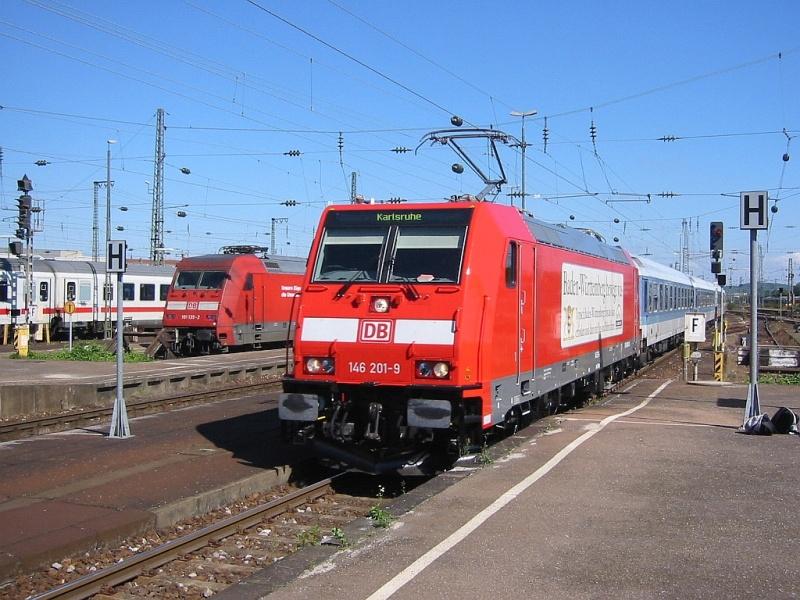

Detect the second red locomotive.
[{"left": 162, "top": 246, "right": 305, "bottom": 355}]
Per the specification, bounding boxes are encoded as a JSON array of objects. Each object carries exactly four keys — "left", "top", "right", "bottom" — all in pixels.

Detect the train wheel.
[
  {"left": 536, "top": 392, "right": 559, "bottom": 417},
  {"left": 501, "top": 407, "right": 521, "bottom": 436}
]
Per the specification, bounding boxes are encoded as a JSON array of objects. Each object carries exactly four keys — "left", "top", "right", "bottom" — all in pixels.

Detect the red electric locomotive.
[
  {"left": 162, "top": 246, "right": 305, "bottom": 355},
  {"left": 279, "top": 199, "right": 640, "bottom": 473}
]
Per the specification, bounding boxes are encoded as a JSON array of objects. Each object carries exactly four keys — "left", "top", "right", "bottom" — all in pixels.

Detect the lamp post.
[
  {"left": 510, "top": 110, "right": 537, "bottom": 211},
  {"left": 104, "top": 140, "right": 117, "bottom": 339}
]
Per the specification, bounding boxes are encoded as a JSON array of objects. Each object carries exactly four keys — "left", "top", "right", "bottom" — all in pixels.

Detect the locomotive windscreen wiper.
[
  {"left": 334, "top": 269, "right": 368, "bottom": 299},
  {"left": 391, "top": 275, "right": 421, "bottom": 300}
]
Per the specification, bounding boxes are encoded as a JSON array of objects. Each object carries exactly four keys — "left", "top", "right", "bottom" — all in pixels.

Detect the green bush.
[
  {"left": 759, "top": 373, "right": 800, "bottom": 385},
  {"left": 11, "top": 341, "right": 152, "bottom": 363}
]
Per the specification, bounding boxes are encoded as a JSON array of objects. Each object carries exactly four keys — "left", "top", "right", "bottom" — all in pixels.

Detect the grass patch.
[
  {"left": 11, "top": 341, "right": 152, "bottom": 363},
  {"left": 368, "top": 485, "right": 393, "bottom": 528},
  {"left": 759, "top": 373, "right": 800, "bottom": 385},
  {"left": 296, "top": 525, "right": 322, "bottom": 547},
  {"left": 476, "top": 442, "right": 494, "bottom": 465}
]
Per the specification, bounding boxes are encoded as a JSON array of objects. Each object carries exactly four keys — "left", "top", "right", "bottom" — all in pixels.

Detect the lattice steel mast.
[{"left": 150, "top": 108, "right": 166, "bottom": 264}]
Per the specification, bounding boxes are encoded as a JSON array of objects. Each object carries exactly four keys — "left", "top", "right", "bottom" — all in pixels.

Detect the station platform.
[
  {"left": 0, "top": 348, "right": 289, "bottom": 421},
  {"left": 222, "top": 360, "right": 800, "bottom": 598},
  {"left": 0, "top": 386, "right": 307, "bottom": 583}
]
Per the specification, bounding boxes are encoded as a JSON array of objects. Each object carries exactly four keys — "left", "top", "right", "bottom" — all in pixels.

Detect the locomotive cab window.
[
  {"left": 199, "top": 271, "right": 227, "bottom": 289},
  {"left": 313, "top": 228, "right": 382, "bottom": 282},
  {"left": 66, "top": 281, "right": 76, "bottom": 301},
  {"left": 312, "top": 210, "right": 471, "bottom": 284},
  {"left": 175, "top": 271, "right": 201, "bottom": 289},
  {"left": 388, "top": 226, "right": 466, "bottom": 283},
  {"left": 39, "top": 282, "right": 48, "bottom": 302},
  {"left": 174, "top": 271, "right": 228, "bottom": 290},
  {"left": 160, "top": 284, "right": 169, "bottom": 301}
]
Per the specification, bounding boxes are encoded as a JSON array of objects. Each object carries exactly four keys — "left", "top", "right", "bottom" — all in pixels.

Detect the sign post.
[
  {"left": 64, "top": 300, "right": 76, "bottom": 352},
  {"left": 684, "top": 313, "right": 706, "bottom": 382},
  {"left": 740, "top": 191, "right": 768, "bottom": 423},
  {"left": 106, "top": 239, "right": 131, "bottom": 438}
]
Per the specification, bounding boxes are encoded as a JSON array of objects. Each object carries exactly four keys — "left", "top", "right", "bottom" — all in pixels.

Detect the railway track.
[
  {"left": 0, "top": 379, "right": 283, "bottom": 442},
  {"left": 14, "top": 472, "right": 384, "bottom": 600}
]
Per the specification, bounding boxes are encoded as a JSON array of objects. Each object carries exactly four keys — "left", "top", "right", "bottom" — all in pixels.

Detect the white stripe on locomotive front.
[{"left": 300, "top": 317, "right": 455, "bottom": 345}]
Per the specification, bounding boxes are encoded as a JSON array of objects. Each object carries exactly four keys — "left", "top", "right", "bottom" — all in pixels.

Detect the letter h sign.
[
  {"left": 740, "top": 191, "right": 768, "bottom": 230},
  {"left": 107, "top": 240, "right": 127, "bottom": 273}
]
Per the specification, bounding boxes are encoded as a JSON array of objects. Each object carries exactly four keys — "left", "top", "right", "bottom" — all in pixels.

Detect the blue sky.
[{"left": 1, "top": 0, "right": 797, "bottom": 284}]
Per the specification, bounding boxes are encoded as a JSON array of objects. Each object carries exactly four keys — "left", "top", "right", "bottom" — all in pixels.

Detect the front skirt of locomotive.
[{"left": 279, "top": 379, "right": 481, "bottom": 475}]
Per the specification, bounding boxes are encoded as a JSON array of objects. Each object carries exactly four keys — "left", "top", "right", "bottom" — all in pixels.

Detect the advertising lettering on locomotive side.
[{"left": 561, "top": 263, "right": 624, "bottom": 347}]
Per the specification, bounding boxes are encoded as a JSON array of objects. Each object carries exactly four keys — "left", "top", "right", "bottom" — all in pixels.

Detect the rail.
[{"left": 32, "top": 475, "right": 344, "bottom": 600}]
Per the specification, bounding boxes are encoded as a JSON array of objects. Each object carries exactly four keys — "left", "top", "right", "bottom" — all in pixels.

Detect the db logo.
[
  {"left": 187, "top": 301, "right": 199, "bottom": 310},
  {"left": 359, "top": 320, "right": 393, "bottom": 343}
]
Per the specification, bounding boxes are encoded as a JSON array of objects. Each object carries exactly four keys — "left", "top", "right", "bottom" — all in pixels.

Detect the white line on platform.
[
  {"left": 564, "top": 417, "right": 716, "bottom": 428},
  {"left": 365, "top": 379, "right": 673, "bottom": 600}
]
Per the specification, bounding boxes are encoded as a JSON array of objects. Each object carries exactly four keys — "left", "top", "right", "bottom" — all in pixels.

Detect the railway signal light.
[
  {"left": 710, "top": 221, "right": 723, "bottom": 272},
  {"left": 710, "top": 221, "right": 723, "bottom": 254},
  {"left": 17, "top": 194, "right": 32, "bottom": 230},
  {"left": 17, "top": 175, "right": 32, "bottom": 193}
]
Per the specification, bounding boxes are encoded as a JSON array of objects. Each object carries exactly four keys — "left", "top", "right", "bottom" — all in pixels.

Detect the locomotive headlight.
[
  {"left": 305, "top": 357, "right": 335, "bottom": 374},
  {"left": 416, "top": 361, "right": 450, "bottom": 379},
  {"left": 371, "top": 297, "right": 390, "bottom": 313}
]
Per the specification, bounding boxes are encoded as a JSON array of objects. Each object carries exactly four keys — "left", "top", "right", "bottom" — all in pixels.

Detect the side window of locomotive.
[
  {"left": 175, "top": 271, "right": 201, "bottom": 289},
  {"left": 504, "top": 241, "right": 518, "bottom": 288},
  {"left": 66, "top": 281, "right": 76, "bottom": 301},
  {"left": 160, "top": 284, "right": 169, "bottom": 301},
  {"left": 390, "top": 226, "right": 466, "bottom": 283},
  {"left": 39, "top": 282, "right": 49, "bottom": 302},
  {"left": 244, "top": 273, "right": 254, "bottom": 291},
  {"left": 313, "top": 228, "right": 383, "bottom": 282},
  {"left": 0, "top": 281, "right": 8, "bottom": 302},
  {"left": 139, "top": 284, "right": 155, "bottom": 301},
  {"left": 123, "top": 283, "right": 135, "bottom": 301}
]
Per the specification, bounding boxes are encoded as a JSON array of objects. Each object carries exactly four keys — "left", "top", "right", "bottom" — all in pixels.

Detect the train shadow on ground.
[
  {"left": 194, "top": 405, "right": 425, "bottom": 500},
  {"left": 195, "top": 403, "right": 308, "bottom": 470}
]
